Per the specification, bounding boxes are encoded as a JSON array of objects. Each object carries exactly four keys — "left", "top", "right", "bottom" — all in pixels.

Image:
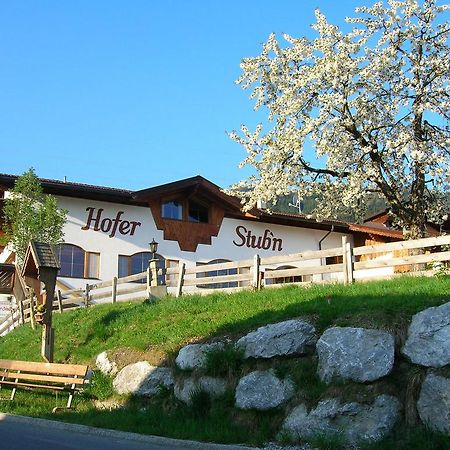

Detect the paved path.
[{"left": 0, "top": 413, "right": 257, "bottom": 450}]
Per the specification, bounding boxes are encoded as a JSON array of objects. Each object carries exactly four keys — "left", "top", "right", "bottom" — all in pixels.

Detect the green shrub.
[
  {"left": 204, "top": 344, "right": 244, "bottom": 377},
  {"left": 189, "top": 389, "right": 212, "bottom": 418}
]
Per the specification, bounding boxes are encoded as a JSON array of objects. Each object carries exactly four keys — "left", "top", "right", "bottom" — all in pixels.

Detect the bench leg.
[
  {"left": 66, "top": 376, "right": 78, "bottom": 408},
  {"left": 67, "top": 387, "right": 75, "bottom": 408},
  {"left": 10, "top": 371, "right": 20, "bottom": 401}
]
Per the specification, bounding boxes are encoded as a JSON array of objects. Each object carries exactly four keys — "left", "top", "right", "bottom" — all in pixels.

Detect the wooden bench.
[{"left": 0, "top": 359, "right": 90, "bottom": 410}]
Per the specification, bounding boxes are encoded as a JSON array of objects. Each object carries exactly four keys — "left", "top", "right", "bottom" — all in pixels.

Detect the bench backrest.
[{"left": 0, "top": 359, "right": 88, "bottom": 386}]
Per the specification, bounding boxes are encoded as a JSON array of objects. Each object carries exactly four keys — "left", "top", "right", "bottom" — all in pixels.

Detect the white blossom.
[{"left": 229, "top": 0, "right": 449, "bottom": 237}]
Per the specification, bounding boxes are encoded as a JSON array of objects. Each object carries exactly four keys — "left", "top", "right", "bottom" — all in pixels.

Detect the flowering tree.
[{"left": 229, "top": 0, "right": 449, "bottom": 238}]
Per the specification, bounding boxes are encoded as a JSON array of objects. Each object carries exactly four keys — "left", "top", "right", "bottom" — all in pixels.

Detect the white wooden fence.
[
  {"left": 41, "top": 233, "right": 450, "bottom": 302},
  {"left": 1, "top": 234, "right": 449, "bottom": 336}
]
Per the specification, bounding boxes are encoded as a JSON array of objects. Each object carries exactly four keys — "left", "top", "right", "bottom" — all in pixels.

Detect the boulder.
[
  {"left": 113, "top": 361, "right": 174, "bottom": 396},
  {"left": 235, "top": 370, "right": 294, "bottom": 410},
  {"left": 282, "top": 395, "right": 401, "bottom": 444},
  {"left": 175, "top": 342, "right": 224, "bottom": 370},
  {"left": 316, "top": 327, "right": 395, "bottom": 383},
  {"left": 174, "top": 376, "right": 227, "bottom": 404},
  {"left": 402, "top": 302, "right": 450, "bottom": 367},
  {"left": 417, "top": 373, "right": 450, "bottom": 434},
  {"left": 236, "top": 319, "right": 317, "bottom": 359},
  {"left": 95, "top": 351, "right": 118, "bottom": 376}
]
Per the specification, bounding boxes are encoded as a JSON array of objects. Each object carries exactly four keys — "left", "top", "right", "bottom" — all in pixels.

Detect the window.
[
  {"left": 161, "top": 198, "right": 209, "bottom": 224},
  {"left": 118, "top": 252, "right": 166, "bottom": 284},
  {"left": 58, "top": 244, "right": 99, "bottom": 279},
  {"left": 161, "top": 200, "right": 183, "bottom": 220},
  {"left": 325, "top": 255, "right": 343, "bottom": 265},
  {"left": 188, "top": 200, "right": 209, "bottom": 223},
  {"left": 265, "top": 265, "right": 304, "bottom": 285},
  {"left": 197, "top": 259, "right": 238, "bottom": 289}
]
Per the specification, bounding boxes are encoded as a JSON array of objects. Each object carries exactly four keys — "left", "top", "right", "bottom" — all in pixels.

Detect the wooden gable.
[{"left": 133, "top": 176, "right": 247, "bottom": 252}]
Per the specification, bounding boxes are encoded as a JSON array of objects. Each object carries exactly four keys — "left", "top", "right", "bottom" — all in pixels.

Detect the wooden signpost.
[{"left": 21, "top": 241, "right": 60, "bottom": 362}]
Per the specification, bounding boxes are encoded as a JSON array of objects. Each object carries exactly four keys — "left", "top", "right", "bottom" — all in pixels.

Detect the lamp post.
[
  {"left": 148, "top": 239, "right": 159, "bottom": 291},
  {"left": 146, "top": 238, "right": 167, "bottom": 300},
  {"left": 149, "top": 238, "right": 158, "bottom": 261}
]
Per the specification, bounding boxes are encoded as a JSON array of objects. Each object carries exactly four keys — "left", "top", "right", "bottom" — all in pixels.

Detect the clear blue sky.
[{"left": 0, "top": 0, "right": 422, "bottom": 190}]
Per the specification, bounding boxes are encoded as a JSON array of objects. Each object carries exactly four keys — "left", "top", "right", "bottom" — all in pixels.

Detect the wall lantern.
[{"left": 149, "top": 238, "right": 159, "bottom": 260}]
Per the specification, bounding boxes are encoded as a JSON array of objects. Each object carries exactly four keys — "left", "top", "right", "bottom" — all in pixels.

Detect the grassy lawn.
[{"left": 0, "top": 275, "right": 449, "bottom": 448}]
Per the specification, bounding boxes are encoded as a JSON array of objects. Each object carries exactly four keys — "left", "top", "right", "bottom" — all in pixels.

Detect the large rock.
[
  {"left": 174, "top": 376, "right": 227, "bottom": 404},
  {"left": 417, "top": 373, "right": 450, "bottom": 434},
  {"left": 402, "top": 302, "right": 450, "bottom": 368},
  {"left": 236, "top": 319, "right": 317, "bottom": 359},
  {"left": 316, "top": 327, "right": 395, "bottom": 383},
  {"left": 282, "top": 395, "right": 401, "bottom": 444},
  {"left": 235, "top": 370, "right": 294, "bottom": 410},
  {"left": 113, "top": 361, "right": 174, "bottom": 396},
  {"left": 96, "top": 351, "right": 118, "bottom": 376},
  {"left": 175, "top": 342, "right": 224, "bottom": 370}
]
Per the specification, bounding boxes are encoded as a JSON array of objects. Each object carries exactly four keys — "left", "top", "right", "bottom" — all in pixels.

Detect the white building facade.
[{"left": 0, "top": 174, "right": 403, "bottom": 298}]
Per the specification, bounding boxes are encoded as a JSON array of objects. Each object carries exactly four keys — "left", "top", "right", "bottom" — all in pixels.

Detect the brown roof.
[
  {"left": 21, "top": 241, "right": 60, "bottom": 278},
  {"left": 132, "top": 175, "right": 252, "bottom": 215},
  {"left": 348, "top": 223, "right": 404, "bottom": 239},
  {"left": 245, "top": 210, "right": 351, "bottom": 234},
  {"left": 0, "top": 172, "right": 410, "bottom": 239},
  {"left": 0, "top": 173, "right": 145, "bottom": 206}
]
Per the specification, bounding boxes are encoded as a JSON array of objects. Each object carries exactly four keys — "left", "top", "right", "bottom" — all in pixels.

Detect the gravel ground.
[{"left": 262, "top": 443, "right": 316, "bottom": 450}]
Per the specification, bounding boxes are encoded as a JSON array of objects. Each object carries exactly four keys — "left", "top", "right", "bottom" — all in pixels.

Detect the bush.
[{"left": 204, "top": 344, "right": 244, "bottom": 377}]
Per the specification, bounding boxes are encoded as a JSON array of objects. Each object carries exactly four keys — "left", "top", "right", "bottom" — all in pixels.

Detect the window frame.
[
  {"left": 161, "top": 199, "right": 183, "bottom": 221},
  {"left": 57, "top": 244, "right": 100, "bottom": 279},
  {"left": 118, "top": 252, "right": 166, "bottom": 284},
  {"left": 161, "top": 196, "right": 210, "bottom": 224},
  {"left": 265, "top": 265, "right": 305, "bottom": 285},
  {"left": 196, "top": 258, "right": 238, "bottom": 289}
]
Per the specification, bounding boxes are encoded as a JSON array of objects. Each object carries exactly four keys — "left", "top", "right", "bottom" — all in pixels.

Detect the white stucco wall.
[
  {"left": 0, "top": 192, "right": 395, "bottom": 302},
  {"left": 55, "top": 196, "right": 353, "bottom": 293}
]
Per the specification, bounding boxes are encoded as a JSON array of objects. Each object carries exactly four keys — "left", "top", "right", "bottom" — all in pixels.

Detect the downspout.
[
  {"left": 318, "top": 225, "right": 335, "bottom": 251},
  {"left": 318, "top": 225, "right": 334, "bottom": 281}
]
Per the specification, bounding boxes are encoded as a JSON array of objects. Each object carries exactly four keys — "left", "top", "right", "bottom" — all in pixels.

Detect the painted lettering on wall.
[
  {"left": 81, "top": 207, "right": 141, "bottom": 238},
  {"left": 233, "top": 226, "right": 283, "bottom": 251}
]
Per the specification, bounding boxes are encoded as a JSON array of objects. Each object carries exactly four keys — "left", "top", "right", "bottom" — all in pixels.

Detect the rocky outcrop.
[
  {"left": 174, "top": 376, "right": 227, "bottom": 404},
  {"left": 417, "top": 373, "right": 450, "bottom": 434},
  {"left": 402, "top": 302, "right": 450, "bottom": 368},
  {"left": 282, "top": 395, "right": 401, "bottom": 444},
  {"left": 175, "top": 342, "right": 224, "bottom": 370},
  {"left": 236, "top": 319, "right": 317, "bottom": 359},
  {"left": 316, "top": 327, "right": 395, "bottom": 383},
  {"left": 235, "top": 370, "right": 294, "bottom": 410},
  {"left": 113, "top": 361, "right": 174, "bottom": 396},
  {"left": 96, "top": 351, "right": 118, "bottom": 376},
  {"left": 107, "top": 300, "right": 450, "bottom": 445}
]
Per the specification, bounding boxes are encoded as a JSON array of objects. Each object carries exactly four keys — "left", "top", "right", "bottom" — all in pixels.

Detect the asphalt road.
[{"left": 0, "top": 413, "right": 257, "bottom": 450}]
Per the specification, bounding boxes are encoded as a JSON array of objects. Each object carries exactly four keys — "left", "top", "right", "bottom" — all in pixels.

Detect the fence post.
[
  {"left": 146, "top": 266, "right": 151, "bottom": 296},
  {"left": 346, "top": 239, "right": 354, "bottom": 284},
  {"left": 150, "top": 259, "right": 158, "bottom": 287},
  {"left": 57, "top": 289, "right": 63, "bottom": 313},
  {"left": 18, "top": 297, "right": 24, "bottom": 325},
  {"left": 342, "top": 236, "right": 349, "bottom": 285},
  {"left": 84, "top": 283, "right": 91, "bottom": 307},
  {"left": 176, "top": 262, "right": 186, "bottom": 298},
  {"left": 29, "top": 291, "right": 35, "bottom": 330},
  {"left": 112, "top": 276, "right": 118, "bottom": 303},
  {"left": 9, "top": 301, "right": 16, "bottom": 330},
  {"left": 253, "top": 254, "right": 261, "bottom": 290}
]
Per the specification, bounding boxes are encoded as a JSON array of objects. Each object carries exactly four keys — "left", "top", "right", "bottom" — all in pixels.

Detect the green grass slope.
[
  {"left": 1, "top": 275, "right": 449, "bottom": 364},
  {"left": 0, "top": 275, "right": 449, "bottom": 449}
]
